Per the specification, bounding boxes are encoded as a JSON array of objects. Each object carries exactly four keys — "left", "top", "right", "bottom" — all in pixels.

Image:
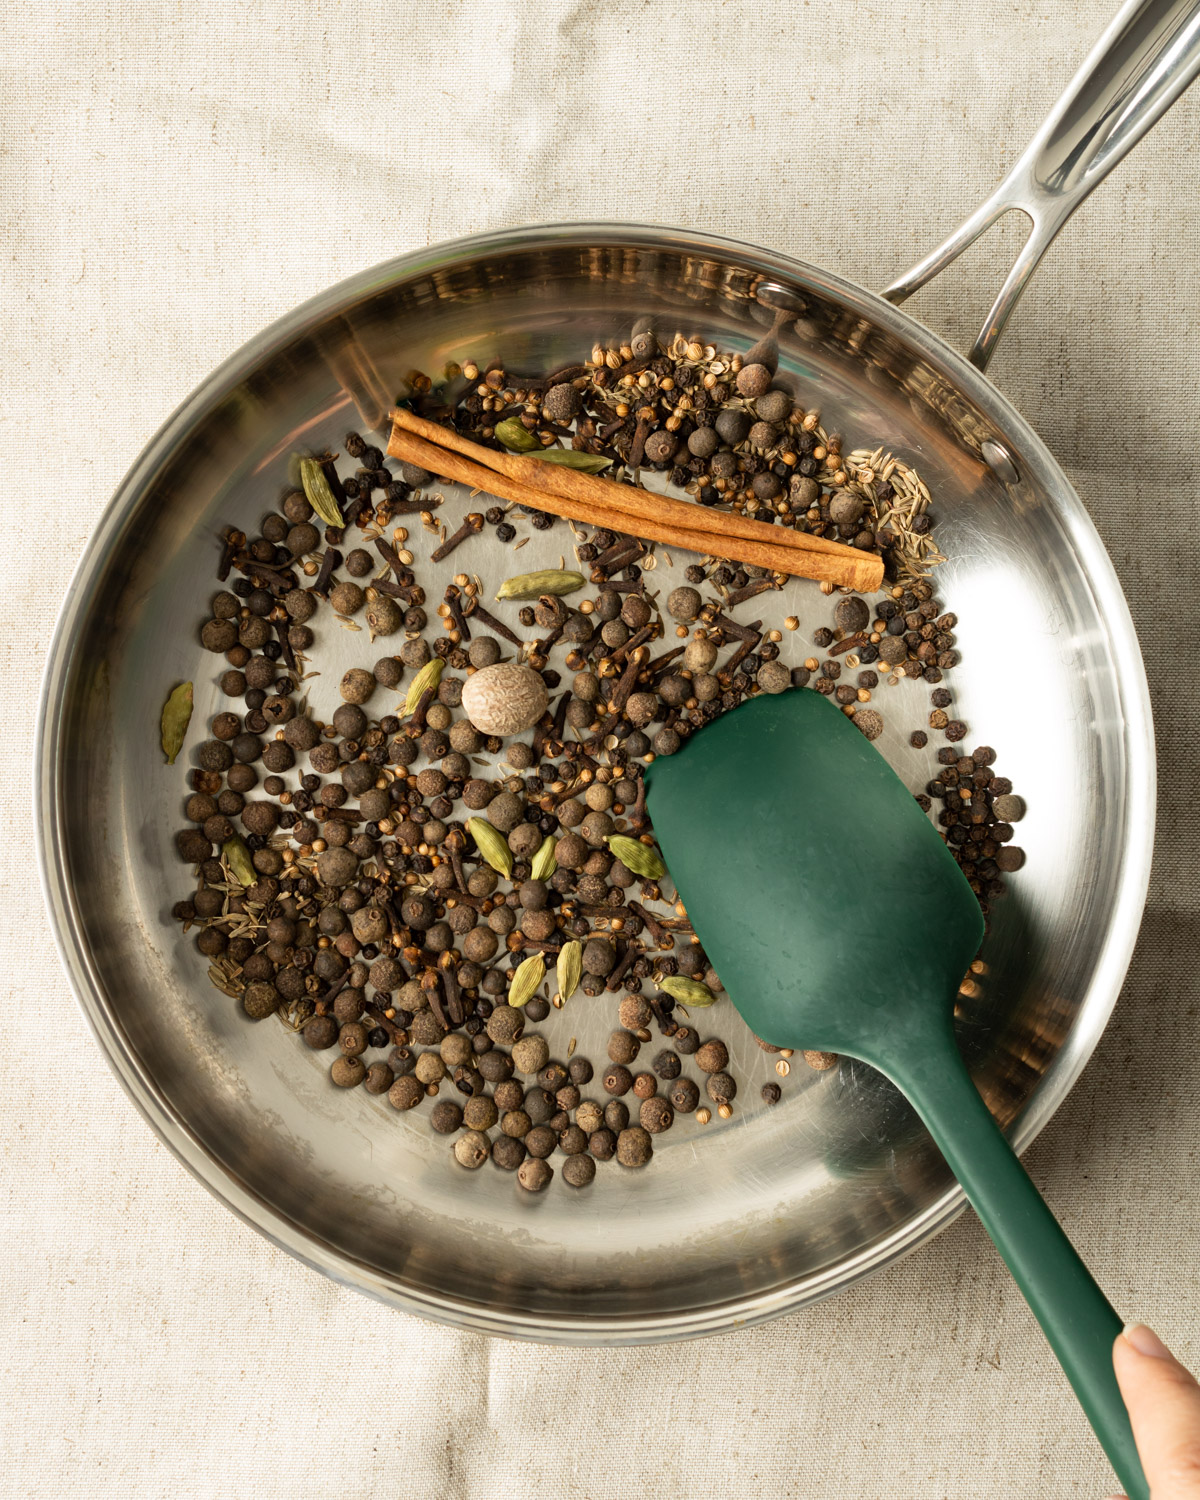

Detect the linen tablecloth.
[{"left": 3, "top": 2, "right": 1198, "bottom": 1494}]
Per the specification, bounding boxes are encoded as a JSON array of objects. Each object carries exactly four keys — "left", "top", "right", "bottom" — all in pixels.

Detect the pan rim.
[{"left": 34, "top": 219, "right": 1156, "bottom": 1344}]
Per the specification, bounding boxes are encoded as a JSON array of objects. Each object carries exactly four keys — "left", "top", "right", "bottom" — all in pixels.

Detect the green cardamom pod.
[
  {"left": 404, "top": 657, "right": 444, "bottom": 715},
  {"left": 508, "top": 952, "right": 545, "bottom": 1009},
  {"left": 222, "top": 835, "right": 255, "bottom": 888},
  {"left": 298, "top": 456, "right": 344, "bottom": 528},
  {"left": 160, "top": 681, "right": 193, "bottom": 764},
  {"left": 659, "top": 975, "right": 717, "bottom": 1008},
  {"left": 529, "top": 448, "right": 611, "bottom": 473},
  {"left": 494, "top": 417, "right": 539, "bottom": 453},
  {"left": 556, "top": 940, "right": 582, "bottom": 1005},
  {"left": 467, "top": 817, "right": 513, "bottom": 878},
  {"left": 605, "top": 834, "right": 666, "bottom": 881},
  {"left": 495, "top": 569, "right": 585, "bottom": 602},
  {"left": 530, "top": 834, "right": 558, "bottom": 882}
]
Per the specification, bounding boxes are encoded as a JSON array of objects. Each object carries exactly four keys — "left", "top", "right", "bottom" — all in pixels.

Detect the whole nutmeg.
[{"left": 461, "top": 662, "right": 549, "bottom": 737}]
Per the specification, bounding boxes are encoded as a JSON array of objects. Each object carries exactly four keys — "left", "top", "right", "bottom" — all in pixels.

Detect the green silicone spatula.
[{"left": 644, "top": 689, "right": 1146, "bottom": 1500}]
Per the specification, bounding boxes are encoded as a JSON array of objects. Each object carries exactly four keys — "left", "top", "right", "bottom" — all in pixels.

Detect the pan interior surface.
[{"left": 38, "top": 225, "right": 1153, "bottom": 1342}]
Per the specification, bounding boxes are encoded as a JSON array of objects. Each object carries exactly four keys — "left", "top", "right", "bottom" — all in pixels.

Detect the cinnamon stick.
[
  {"left": 393, "top": 406, "right": 856, "bottom": 563},
  {"left": 387, "top": 411, "right": 884, "bottom": 592}
]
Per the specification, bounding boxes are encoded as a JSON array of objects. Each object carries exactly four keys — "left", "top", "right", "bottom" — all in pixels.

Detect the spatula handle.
[{"left": 884, "top": 1027, "right": 1147, "bottom": 1500}]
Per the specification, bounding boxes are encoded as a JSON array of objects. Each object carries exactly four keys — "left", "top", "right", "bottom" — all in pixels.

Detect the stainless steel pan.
[{"left": 37, "top": 0, "right": 1197, "bottom": 1342}]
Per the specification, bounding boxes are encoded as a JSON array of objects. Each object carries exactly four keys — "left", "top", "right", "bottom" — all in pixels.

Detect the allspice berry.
[
  {"left": 366, "top": 595, "right": 402, "bottom": 637},
  {"left": 486, "top": 1004, "right": 525, "bottom": 1046},
  {"left": 834, "top": 596, "right": 870, "bottom": 633},
  {"left": 607, "top": 1030, "right": 640, "bottom": 1065},
  {"left": 757, "top": 660, "right": 791, "bottom": 694},
  {"left": 706, "top": 1072, "right": 737, "bottom": 1105},
  {"left": 339, "top": 667, "right": 375, "bottom": 705},
  {"left": 756, "top": 388, "right": 793, "bottom": 423},
  {"left": 854, "top": 709, "right": 884, "bottom": 741},
  {"left": 992, "top": 793, "right": 1025, "bottom": 822},
  {"left": 430, "top": 1099, "right": 464, "bottom": 1134},
  {"left": 242, "top": 982, "right": 279, "bottom": 1020},
  {"left": 695, "top": 1039, "right": 729, "bottom": 1074},
  {"left": 492, "top": 1135, "right": 526, "bottom": 1171},
  {"left": 829, "top": 491, "right": 865, "bottom": 526},
  {"left": 616, "top": 1126, "right": 653, "bottom": 1168},
  {"left": 683, "top": 637, "right": 718, "bottom": 673},
  {"left": 461, "top": 662, "right": 549, "bottom": 737},
  {"left": 618, "top": 994, "right": 652, "bottom": 1031},
  {"left": 736, "top": 362, "right": 772, "bottom": 398},
  {"left": 562, "top": 1153, "right": 596, "bottom": 1188},
  {"left": 331, "top": 1055, "right": 366, "bottom": 1088},
  {"left": 388, "top": 1075, "right": 424, "bottom": 1110},
  {"left": 453, "top": 1131, "right": 491, "bottom": 1169},
  {"left": 512, "top": 1034, "right": 551, "bottom": 1075},
  {"left": 329, "top": 581, "right": 365, "bottom": 616},
  {"left": 667, "top": 586, "right": 701, "bottom": 621},
  {"left": 463, "top": 1095, "right": 498, "bottom": 1132},
  {"left": 364, "top": 1062, "right": 394, "bottom": 1095},
  {"left": 517, "top": 1157, "right": 553, "bottom": 1192},
  {"left": 670, "top": 1077, "right": 700, "bottom": 1113},
  {"left": 640, "top": 1096, "right": 674, "bottom": 1134}
]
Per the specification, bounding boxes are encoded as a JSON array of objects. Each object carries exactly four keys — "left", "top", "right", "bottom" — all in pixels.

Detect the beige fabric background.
[{"left": 3, "top": 2, "right": 1198, "bottom": 1496}]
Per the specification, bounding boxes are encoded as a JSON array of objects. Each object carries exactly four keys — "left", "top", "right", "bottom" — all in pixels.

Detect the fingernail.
[{"left": 1123, "top": 1322, "right": 1171, "bottom": 1359}]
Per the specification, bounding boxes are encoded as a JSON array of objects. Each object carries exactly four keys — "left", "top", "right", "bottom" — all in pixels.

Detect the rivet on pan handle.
[{"left": 884, "top": 0, "right": 1200, "bottom": 372}]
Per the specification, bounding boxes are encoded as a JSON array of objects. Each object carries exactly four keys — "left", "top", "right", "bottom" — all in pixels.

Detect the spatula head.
[{"left": 644, "top": 690, "right": 984, "bottom": 1060}]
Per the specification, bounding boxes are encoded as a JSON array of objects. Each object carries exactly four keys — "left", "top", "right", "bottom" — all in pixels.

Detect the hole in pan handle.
[{"left": 884, "top": 0, "right": 1200, "bottom": 372}]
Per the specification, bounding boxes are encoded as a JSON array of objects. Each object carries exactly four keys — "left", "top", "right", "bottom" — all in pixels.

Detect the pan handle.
[{"left": 884, "top": 0, "right": 1200, "bottom": 371}]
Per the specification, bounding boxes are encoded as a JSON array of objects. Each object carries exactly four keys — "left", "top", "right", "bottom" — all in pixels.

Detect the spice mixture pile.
[{"left": 166, "top": 329, "right": 1027, "bottom": 1193}]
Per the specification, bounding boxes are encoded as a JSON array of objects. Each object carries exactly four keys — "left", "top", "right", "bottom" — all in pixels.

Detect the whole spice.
[
  {"left": 390, "top": 414, "right": 883, "bottom": 589},
  {"left": 467, "top": 818, "right": 514, "bottom": 878},
  {"left": 508, "top": 953, "right": 546, "bottom": 1009},
  {"left": 461, "top": 662, "right": 549, "bottom": 736},
  {"left": 530, "top": 835, "right": 558, "bottom": 882},
  {"left": 222, "top": 835, "right": 255, "bottom": 887},
  {"left": 659, "top": 976, "right": 717, "bottom": 1008},
  {"left": 298, "top": 456, "right": 345, "bottom": 527},
  {"left": 404, "top": 657, "right": 444, "bottom": 714},
  {"left": 605, "top": 835, "right": 665, "bottom": 881},
  {"left": 556, "top": 940, "right": 582, "bottom": 1004},
  {"left": 496, "top": 569, "right": 586, "bottom": 601},
  {"left": 173, "top": 341, "right": 1018, "bottom": 1203},
  {"left": 160, "top": 682, "right": 194, "bottom": 763}
]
